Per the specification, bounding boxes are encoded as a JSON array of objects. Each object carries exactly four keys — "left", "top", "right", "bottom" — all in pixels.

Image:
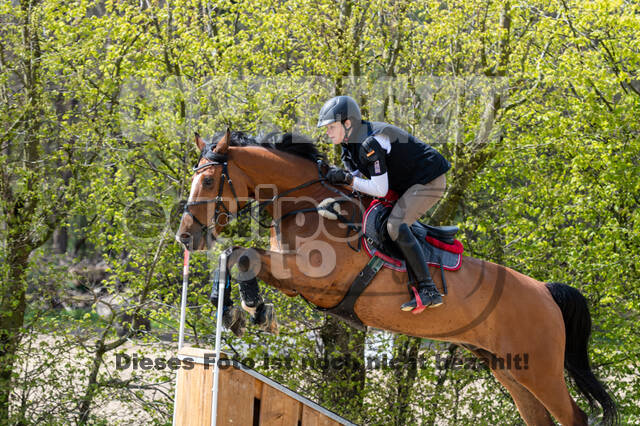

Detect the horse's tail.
[{"left": 545, "top": 282, "right": 618, "bottom": 426}]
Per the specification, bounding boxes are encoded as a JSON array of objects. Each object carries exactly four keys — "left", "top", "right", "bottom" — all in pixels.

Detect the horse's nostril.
[{"left": 179, "top": 233, "right": 192, "bottom": 244}]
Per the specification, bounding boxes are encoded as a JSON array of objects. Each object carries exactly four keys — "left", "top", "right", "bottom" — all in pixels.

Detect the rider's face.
[{"left": 325, "top": 120, "right": 351, "bottom": 144}]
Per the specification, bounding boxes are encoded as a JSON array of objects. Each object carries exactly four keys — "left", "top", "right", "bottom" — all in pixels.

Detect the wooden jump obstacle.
[{"left": 174, "top": 347, "right": 356, "bottom": 426}]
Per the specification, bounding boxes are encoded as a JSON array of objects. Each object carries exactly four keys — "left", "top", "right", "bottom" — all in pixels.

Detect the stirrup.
[{"left": 401, "top": 284, "right": 443, "bottom": 314}]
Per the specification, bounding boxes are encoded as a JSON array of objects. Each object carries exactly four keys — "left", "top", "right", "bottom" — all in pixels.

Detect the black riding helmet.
[{"left": 317, "top": 95, "right": 361, "bottom": 128}]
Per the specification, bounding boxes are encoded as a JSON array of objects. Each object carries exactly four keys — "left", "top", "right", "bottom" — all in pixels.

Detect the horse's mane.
[{"left": 205, "top": 130, "right": 327, "bottom": 163}]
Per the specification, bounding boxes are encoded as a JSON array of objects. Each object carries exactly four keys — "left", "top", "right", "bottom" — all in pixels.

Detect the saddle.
[
  {"left": 315, "top": 199, "right": 463, "bottom": 331},
  {"left": 361, "top": 200, "right": 463, "bottom": 272}
]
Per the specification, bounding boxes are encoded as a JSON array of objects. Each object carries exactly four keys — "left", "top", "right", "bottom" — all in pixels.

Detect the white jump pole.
[
  {"left": 211, "top": 251, "right": 227, "bottom": 426},
  {"left": 172, "top": 249, "right": 190, "bottom": 426},
  {"left": 177, "top": 250, "right": 190, "bottom": 349}
]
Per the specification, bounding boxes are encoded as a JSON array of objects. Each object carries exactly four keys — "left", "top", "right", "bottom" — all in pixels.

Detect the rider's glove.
[{"left": 326, "top": 167, "right": 354, "bottom": 186}]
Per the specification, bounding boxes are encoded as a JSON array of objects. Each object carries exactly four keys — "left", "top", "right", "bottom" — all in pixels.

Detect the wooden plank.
[
  {"left": 201, "top": 362, "right": 214, "bottom": 425},
  {"left": 254, "top": 377, "right": 263, "bottom": 399},
  {"left": 176, "top": 362, "right": 211, "bottom": 426},
  {"left": 177, "top": 347, "right": 251, "bottom": 425},
  {"left": 301, "top": 405, "right": 341, "bottom": 426},
  {"left": 174, "top": 364, "right": 191, "bottom": 425},
  {"left": 217, "top": 365, "right": 255, "bottom": 424},
  {"left": 259, "top": 383, "right": 301, "bottom": 426}
]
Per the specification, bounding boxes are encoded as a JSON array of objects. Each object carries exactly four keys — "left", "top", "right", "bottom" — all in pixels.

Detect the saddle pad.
[{"left": 362, "top": 200, "right": 463, "bottom": 272}]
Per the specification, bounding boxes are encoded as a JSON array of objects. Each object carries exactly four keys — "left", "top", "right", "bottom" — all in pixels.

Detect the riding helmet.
[{"left": 317, "top": 96, "right": 361, "bottom": 127}]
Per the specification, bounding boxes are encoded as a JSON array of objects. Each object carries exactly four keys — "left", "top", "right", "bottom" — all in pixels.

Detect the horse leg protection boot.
[
  {"left": 210, "top": 268, "right": 245, "bottom": 336},
  {"left": 253, "top": 303, "right": 279, "bottom": 335},
  {"left": 210, "top": 267, "right": 233, "bottom": 308},
  {"left": 238, "top": 278, "right": 278, "bottom": 334},
  {"left": 239, "top": 277, "right": 263, "bottom": 311},
  {"left": 394, "top": 223, "right": 443, "bottom": 313}
]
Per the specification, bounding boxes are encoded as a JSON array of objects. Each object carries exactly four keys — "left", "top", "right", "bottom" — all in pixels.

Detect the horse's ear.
[
  {"left": 195, "top": 132, "right": 205, "bottom": 151},
  {"left": 214, "top": 128, "right": 230, "bottom": 154}
]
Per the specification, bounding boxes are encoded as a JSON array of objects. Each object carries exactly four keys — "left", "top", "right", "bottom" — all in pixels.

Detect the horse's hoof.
[
  {"left": 222, "top": 306, "right": 246, "bottom": 337},
  {"left": 253, "top": 303, "right": 279, "bottom": 335}
]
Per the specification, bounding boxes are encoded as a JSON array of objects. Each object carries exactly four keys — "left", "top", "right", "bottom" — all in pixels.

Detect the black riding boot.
[{"left": 395, "top": 223, "right": 443, "bottom": 312}]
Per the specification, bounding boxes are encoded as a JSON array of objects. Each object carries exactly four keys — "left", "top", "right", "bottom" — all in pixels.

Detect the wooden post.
[{"left": 174, "top": 347, "right": 356, "bottom": 426}]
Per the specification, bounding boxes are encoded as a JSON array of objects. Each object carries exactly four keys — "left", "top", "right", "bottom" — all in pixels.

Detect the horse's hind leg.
[
  {"left": 515, "top": 371, "right": 587, "bottom": 426},
  {"left": 491, "top": 369, "right": 554, "bottom": 426},
  {"left": 478, "top": 339, "right": 587, "bottom": 425},
  {"left": 508, "top": 350, "right": 588, "bottom": 426},
  {"left": 464, "top": 346, "right": 553, "bottom": 425}
]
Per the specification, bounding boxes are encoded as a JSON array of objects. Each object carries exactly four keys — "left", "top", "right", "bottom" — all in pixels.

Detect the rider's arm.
[
  {"left": 352, "top": 135, "right": 391, "bottom": 197},
  {"left": 353, "top": 173, "right": 388, "bottom": 197}
]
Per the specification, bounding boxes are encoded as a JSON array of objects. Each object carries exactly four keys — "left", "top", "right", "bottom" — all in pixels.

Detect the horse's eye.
[{"left": 203, "top": 177, "right": 214, "bottom": 187}]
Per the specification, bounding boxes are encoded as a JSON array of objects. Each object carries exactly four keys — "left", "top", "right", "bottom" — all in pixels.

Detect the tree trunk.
[
  {"left": 319, "top": 317, "right": 365, "bottom": 415},
  {"left": 388, "top": 4, "right": 511, "bottom": 420},
  {"left": 425, "top": 344, "right": 458, "bottom": 426},
  {"left": 52, "top": 227, "right": 68, "bottom": 255},
  {"left": 0, "top": 245, "right": 31, "bottom": 422},
  {"left": 388, "top": 334, "right": 421, "bottom": 425},
  {"left": 77, "top": 344, "right": 105, "bottom": 425},
  {"left": 430, "top": 90, "right": 503, "bottom": 226}
]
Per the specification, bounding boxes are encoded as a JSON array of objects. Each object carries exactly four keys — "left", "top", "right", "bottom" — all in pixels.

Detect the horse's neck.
[{"left": 230, "top": 146, "right": 331, "bottom": 214}]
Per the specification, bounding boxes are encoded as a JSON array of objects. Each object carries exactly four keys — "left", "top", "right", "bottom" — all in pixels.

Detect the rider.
[{"left": 317, "top": 95, "right": 451, "bottom": 312}]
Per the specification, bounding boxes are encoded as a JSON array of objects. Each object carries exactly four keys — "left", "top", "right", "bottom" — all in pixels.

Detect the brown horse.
[{"left": 176, "top": 130, "right": 617, "bottom": 426}]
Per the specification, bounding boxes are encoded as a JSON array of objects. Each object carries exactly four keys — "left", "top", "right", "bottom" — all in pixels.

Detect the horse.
[{"left": 176, "top": 129, "right": 617, "bottom": 426}]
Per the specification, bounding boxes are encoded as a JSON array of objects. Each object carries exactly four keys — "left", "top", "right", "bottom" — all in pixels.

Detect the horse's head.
[{"left": 176, "top": 129, "right": 250, "bottom": 250}]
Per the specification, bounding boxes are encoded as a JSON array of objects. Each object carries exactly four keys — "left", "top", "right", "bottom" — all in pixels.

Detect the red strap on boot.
[{"left": 410, "top": 286, "right": 427, "bottom": 314}]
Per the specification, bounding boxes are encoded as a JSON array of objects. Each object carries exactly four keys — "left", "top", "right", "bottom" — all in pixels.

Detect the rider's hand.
[{"left": 326, "top": 167, "right": 354, "bottom": 186}]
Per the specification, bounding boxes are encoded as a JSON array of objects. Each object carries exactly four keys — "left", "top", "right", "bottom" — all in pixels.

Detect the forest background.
[{"left": 1, "top": 0, "right": 639, "bottom": 424}]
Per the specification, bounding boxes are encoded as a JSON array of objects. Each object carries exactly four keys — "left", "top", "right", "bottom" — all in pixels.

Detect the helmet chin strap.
[{"left": 341, "top": 121, "right": 352, "bottom": 143}]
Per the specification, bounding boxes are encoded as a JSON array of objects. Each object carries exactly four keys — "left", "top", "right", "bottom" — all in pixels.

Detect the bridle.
[
  {"left": 182, "top": 151, "right": 360, "bottom": 243},
  {"left": 182, "top": 153, "right": 238, "bottom": 237}
]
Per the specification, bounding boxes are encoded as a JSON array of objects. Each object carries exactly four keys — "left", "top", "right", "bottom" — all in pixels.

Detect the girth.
[{"left": 314, "top": 256, "right": 385, "bottom": 331}]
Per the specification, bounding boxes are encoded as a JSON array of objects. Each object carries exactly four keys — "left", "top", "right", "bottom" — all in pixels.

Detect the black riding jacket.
[{"left": 341, "top": 121, "right": 450, "bottom": 194}]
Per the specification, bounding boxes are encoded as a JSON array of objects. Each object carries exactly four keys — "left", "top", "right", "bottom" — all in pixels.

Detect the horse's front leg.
[
  {"left": 227, "top": 242, "right": 332, "bottom": 334},
  {"left": 228, "top": 248, "right": 282, "bottom": 335},
  {"left": 236, "top": 277, "right": 278, "bottom": 335},
  {"left": 209, "top": 264, "right": 247, "bottom": 337}
]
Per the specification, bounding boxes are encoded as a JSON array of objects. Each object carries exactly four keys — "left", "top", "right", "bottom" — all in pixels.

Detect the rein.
[{"left": 183, "top": 155, "right": 361, "bottom": 242}]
